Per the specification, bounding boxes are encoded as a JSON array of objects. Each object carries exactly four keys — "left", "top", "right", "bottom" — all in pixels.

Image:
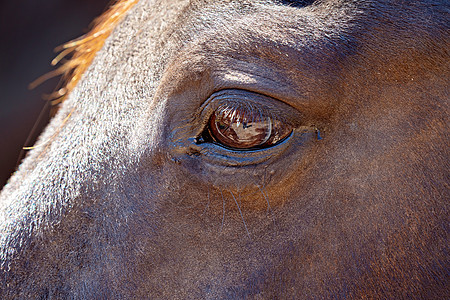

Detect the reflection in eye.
[{"left": 206, "top": 103, "right": 292, "bottom": 150}]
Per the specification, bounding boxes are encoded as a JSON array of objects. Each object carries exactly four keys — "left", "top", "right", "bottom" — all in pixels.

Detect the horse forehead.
[
  {"left": 99, "top": 0, "right": 356, "bottom": 60},
  {"left": 78, "top": 0, "right": 355, "bottom": 98}
]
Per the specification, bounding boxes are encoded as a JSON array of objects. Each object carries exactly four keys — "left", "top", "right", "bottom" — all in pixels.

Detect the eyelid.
[{"left": 168, "top": 89, "right": 315, "bottom": 169}]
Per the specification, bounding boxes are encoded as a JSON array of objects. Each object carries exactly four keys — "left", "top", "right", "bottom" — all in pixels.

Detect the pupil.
[{"left": 218, "top": 122, "right": 228, "bottom": 130}]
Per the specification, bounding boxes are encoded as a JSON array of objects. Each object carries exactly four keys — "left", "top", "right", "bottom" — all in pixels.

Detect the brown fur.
[{"left": 1, "top": 0, "right": 448, "bottom": 298}]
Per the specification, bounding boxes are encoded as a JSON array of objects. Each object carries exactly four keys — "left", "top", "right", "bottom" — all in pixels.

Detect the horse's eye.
[{"left": 205, "top": 104, "right": 292, "bottom": 150}]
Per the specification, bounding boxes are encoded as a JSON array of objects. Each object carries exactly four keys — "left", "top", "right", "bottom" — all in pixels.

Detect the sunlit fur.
[{"left": 30, "top": 0, "right": 138, "bottom": 105}]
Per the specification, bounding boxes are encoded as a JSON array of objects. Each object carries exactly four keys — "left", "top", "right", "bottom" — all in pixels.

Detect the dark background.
[{"left": 0, "top": 0, "right": 111, "bottom": 188}]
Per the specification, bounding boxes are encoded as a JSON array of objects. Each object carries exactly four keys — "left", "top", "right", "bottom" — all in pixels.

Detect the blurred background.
[{"left": 0, "top": 0, "right": 111, "bottom": 188}]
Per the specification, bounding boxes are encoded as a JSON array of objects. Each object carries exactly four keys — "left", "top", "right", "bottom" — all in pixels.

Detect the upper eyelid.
[{"left": 197, "top": 89, "right": 303, "bottom": 129}]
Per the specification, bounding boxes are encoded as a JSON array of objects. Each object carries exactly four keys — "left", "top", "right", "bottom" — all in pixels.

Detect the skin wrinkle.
[{"left": 0, "top": 0, "right": 449, "bottom": 298}]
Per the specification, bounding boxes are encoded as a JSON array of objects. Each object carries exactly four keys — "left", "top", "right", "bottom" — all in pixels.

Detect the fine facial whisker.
[
  {"left": 220, "top": 189, "right": 226, "bottom": 233},
  {"left": 237, "top": 189, "right": 242, "bottom": 207},
  {"left": 257, "top": 185, "right": 272, "bottom": 214},
  {"left": 201, "top": 187, "right": 211, "bottom": 216},
  {"left": 230, "top": 190, "right": 250, "bottom": 238}
]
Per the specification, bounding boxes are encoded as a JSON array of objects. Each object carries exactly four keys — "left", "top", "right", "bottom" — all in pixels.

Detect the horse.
[{"left": 1, "top": 0, "right": 448, "bottom": 298}]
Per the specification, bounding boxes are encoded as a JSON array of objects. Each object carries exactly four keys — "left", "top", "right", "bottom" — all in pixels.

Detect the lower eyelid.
[
  {"left": 189, "top": 130, "right": 295, "bottom": 166},
  {"left": 169, "top": 124, "right": 316, "bottom": 171}
]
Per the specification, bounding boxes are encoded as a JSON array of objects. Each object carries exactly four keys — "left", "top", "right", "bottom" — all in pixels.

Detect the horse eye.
[{"left": 204, "top": 104, "right": 292, "bottom": 150}]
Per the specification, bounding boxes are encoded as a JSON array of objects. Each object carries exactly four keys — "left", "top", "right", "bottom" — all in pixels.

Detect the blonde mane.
[{"left": 30, "top": 0, "right": 138, "bottom": 105}]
